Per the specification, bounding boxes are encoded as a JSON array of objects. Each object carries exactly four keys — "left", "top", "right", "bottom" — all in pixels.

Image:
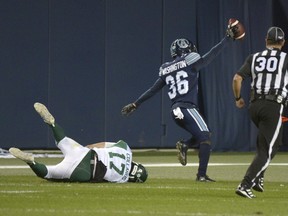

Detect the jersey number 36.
[{"left": 166, "top": 71, "right": 189, "bottom": 99}]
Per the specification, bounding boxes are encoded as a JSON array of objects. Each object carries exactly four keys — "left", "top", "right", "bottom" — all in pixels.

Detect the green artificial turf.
[{"left": 1, "top": 151, "right": 288, "bottom": 216}]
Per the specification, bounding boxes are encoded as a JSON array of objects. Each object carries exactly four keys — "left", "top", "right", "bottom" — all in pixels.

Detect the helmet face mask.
[
  {"left": 170, "top": 38, "right": 197, "bottom": 58},
  {"left": 128, "top": 161, "right": 148, "bottom": 183}
]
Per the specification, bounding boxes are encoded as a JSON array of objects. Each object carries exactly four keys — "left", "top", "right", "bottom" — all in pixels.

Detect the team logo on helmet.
[
  {"left": 170, "top": 38, "right": 197, "bottom": 58},
  {"left": 176, "top": 39, "right": 190, "bottom": 49},
  {"left": 128, "top": 161, "right": 148, "bottom": 183}
]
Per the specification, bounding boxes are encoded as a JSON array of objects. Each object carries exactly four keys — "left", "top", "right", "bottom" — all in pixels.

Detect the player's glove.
[
  {"left": 226, "top": 19, "right": 245, "bottom": 40},
  {"left": 121, "top": 103, "right": 137, "bottom": 116},
  {"left": 226, "top": 26, "right": 238, "bottom": 39}
]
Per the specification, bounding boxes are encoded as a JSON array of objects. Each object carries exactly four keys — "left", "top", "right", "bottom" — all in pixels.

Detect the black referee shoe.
[
  {"left": 236, "top": 184, "right": 256, "bottom": 199},
  {"left": 252, "top": 177, "right": 264, "bottom": 192}
]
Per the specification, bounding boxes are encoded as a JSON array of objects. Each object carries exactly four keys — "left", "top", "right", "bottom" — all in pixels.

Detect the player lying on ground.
[{"left": 9, "top": 103, "right": 148, "bottom": 183}]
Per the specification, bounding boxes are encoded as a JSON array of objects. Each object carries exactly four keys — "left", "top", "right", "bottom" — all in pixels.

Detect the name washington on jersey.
[{"left": 160, "top": 60, "right": 187, "bottom": 75}]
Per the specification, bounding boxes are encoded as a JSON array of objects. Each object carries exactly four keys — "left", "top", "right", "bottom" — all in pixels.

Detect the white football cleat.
[
  {"left": 9, "top": 147, "right": 34, "bottom": 164},
  {"left": 34, "top": 102, "right": 55, "bottom": 126}
]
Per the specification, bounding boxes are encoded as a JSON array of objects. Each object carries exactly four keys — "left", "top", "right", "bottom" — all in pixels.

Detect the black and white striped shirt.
[{"left": 238, "top": 48, "right": 288, "bottom": 98}]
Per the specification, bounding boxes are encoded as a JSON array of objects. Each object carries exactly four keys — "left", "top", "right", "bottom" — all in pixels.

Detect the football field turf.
[{"left": 1, "top": 151, "right": 288, "bottom": 216}]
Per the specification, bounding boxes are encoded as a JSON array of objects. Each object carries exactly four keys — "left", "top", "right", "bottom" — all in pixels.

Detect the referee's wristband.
[{"left": 235, "top": 95, "right": 242, "bottom": 101}]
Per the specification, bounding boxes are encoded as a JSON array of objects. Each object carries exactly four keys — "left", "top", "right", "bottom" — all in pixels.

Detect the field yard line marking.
[
  {"left": 0, "top": 166, "right": 29, "bottom": 169},
  {"left": 1, "top": 163, "right": 288, "bottom": 169},
  {"left": 0, "top": 154, "right": 64, "bottom": 159},
  {"left": 145, "top": 163, "right": 288, "bottom": 167},
  {"left": 0, "top": 190, "right": 42, "bottom": 193}
]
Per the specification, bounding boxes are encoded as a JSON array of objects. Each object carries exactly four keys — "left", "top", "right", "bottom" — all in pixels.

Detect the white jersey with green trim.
[{"left": 93, "top": 140, "right": 132, "bottom": 183}]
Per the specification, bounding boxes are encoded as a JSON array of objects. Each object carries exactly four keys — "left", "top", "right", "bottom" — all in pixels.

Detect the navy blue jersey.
[
  {"left": 134, "top": 36, "right": 230, "bottom": 109},
  {"left": 159, "top": 52, "right": 201, "bottom": 106}
]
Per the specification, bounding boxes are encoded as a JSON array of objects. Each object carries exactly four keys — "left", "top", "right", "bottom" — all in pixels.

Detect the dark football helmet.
[
  {"left": 170, "top": 38, "right": 197, "bottom": 58},
  {"left": 128, "top": 161, "right": 148, "bottom": 183}
]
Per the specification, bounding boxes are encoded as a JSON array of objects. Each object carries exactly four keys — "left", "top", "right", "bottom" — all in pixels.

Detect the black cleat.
[
  {"left": 252, "top": 177, "right": 264, "bottom": 192},
  {"left": 196, "top": 175, "right": 216, "bottom": 182},
  {"left": 176, "top": 141, "right": 188, "bottom": 166},
  {"left": 236, "top": 184, "right": 256, "bottom": 199}
]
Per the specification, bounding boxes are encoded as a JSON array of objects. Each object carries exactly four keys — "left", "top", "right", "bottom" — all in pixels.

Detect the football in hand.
[{"left": 228, "top": 18, "right": 245, "bottom": 40}]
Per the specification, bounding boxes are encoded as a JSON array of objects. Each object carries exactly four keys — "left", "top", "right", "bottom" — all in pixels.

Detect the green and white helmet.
[{"left": 128, "top": 161, "right": 148, "bottom": 183}]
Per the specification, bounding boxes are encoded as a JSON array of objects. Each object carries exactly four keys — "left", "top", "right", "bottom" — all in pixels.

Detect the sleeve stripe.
[{"left": 185, "top": 53, "right": 201, "bottom": 65}]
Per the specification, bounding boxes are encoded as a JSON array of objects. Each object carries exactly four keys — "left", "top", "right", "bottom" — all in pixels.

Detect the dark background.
[{"left": 0, "top": 0, "right": 287, "bottom": 151}]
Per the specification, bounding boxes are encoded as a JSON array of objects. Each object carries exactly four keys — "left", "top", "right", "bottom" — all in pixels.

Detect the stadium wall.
[{"left": 0, "top": 0, "right": 287, "bottom": 151}]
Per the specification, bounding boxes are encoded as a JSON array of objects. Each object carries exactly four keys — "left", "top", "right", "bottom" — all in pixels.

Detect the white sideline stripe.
[
  {"left": 0, "top": 154, "right": 64, "bottom": 159},
  {"left": 0, "top": 190, "right": 42, "bottom": 194},
  {"left": 1, "top": 163, "right": 288, "bottom": 169},
  {"left": 145, "top": 163, "right": 288, "bottom": 167}
]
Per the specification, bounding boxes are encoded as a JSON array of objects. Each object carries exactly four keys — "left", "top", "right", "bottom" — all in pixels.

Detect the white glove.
[{"left": 173, "top": 107, "right": 184, "bottom": 120}]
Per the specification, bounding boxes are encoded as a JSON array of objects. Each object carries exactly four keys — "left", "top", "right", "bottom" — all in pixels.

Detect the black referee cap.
[{"left": 266, "top": 27, "right": 285, "bottom": 42}]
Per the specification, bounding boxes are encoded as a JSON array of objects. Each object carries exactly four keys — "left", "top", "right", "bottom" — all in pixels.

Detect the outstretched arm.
[
  {"left": 121, "top": 78, "right": 165, "bottom": 116},
  {"left": 134, "top": 78, "right": 165, "bottom": 106},
  {"left": 193, "top": 18, "right": 244, "bottom": 71},
  {"left": 194, "top": 36, "right": 231, "bottom": 71}
]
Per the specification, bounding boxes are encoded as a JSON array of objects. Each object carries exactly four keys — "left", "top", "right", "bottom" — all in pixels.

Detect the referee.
[{"left": 232, "top": 27, "right": 288, "bottom": 199}]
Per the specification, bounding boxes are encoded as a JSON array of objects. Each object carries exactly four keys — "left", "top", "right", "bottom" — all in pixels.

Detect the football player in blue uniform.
[{"left": 122, "top": 21, "right": 242, "bottom": 182}]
